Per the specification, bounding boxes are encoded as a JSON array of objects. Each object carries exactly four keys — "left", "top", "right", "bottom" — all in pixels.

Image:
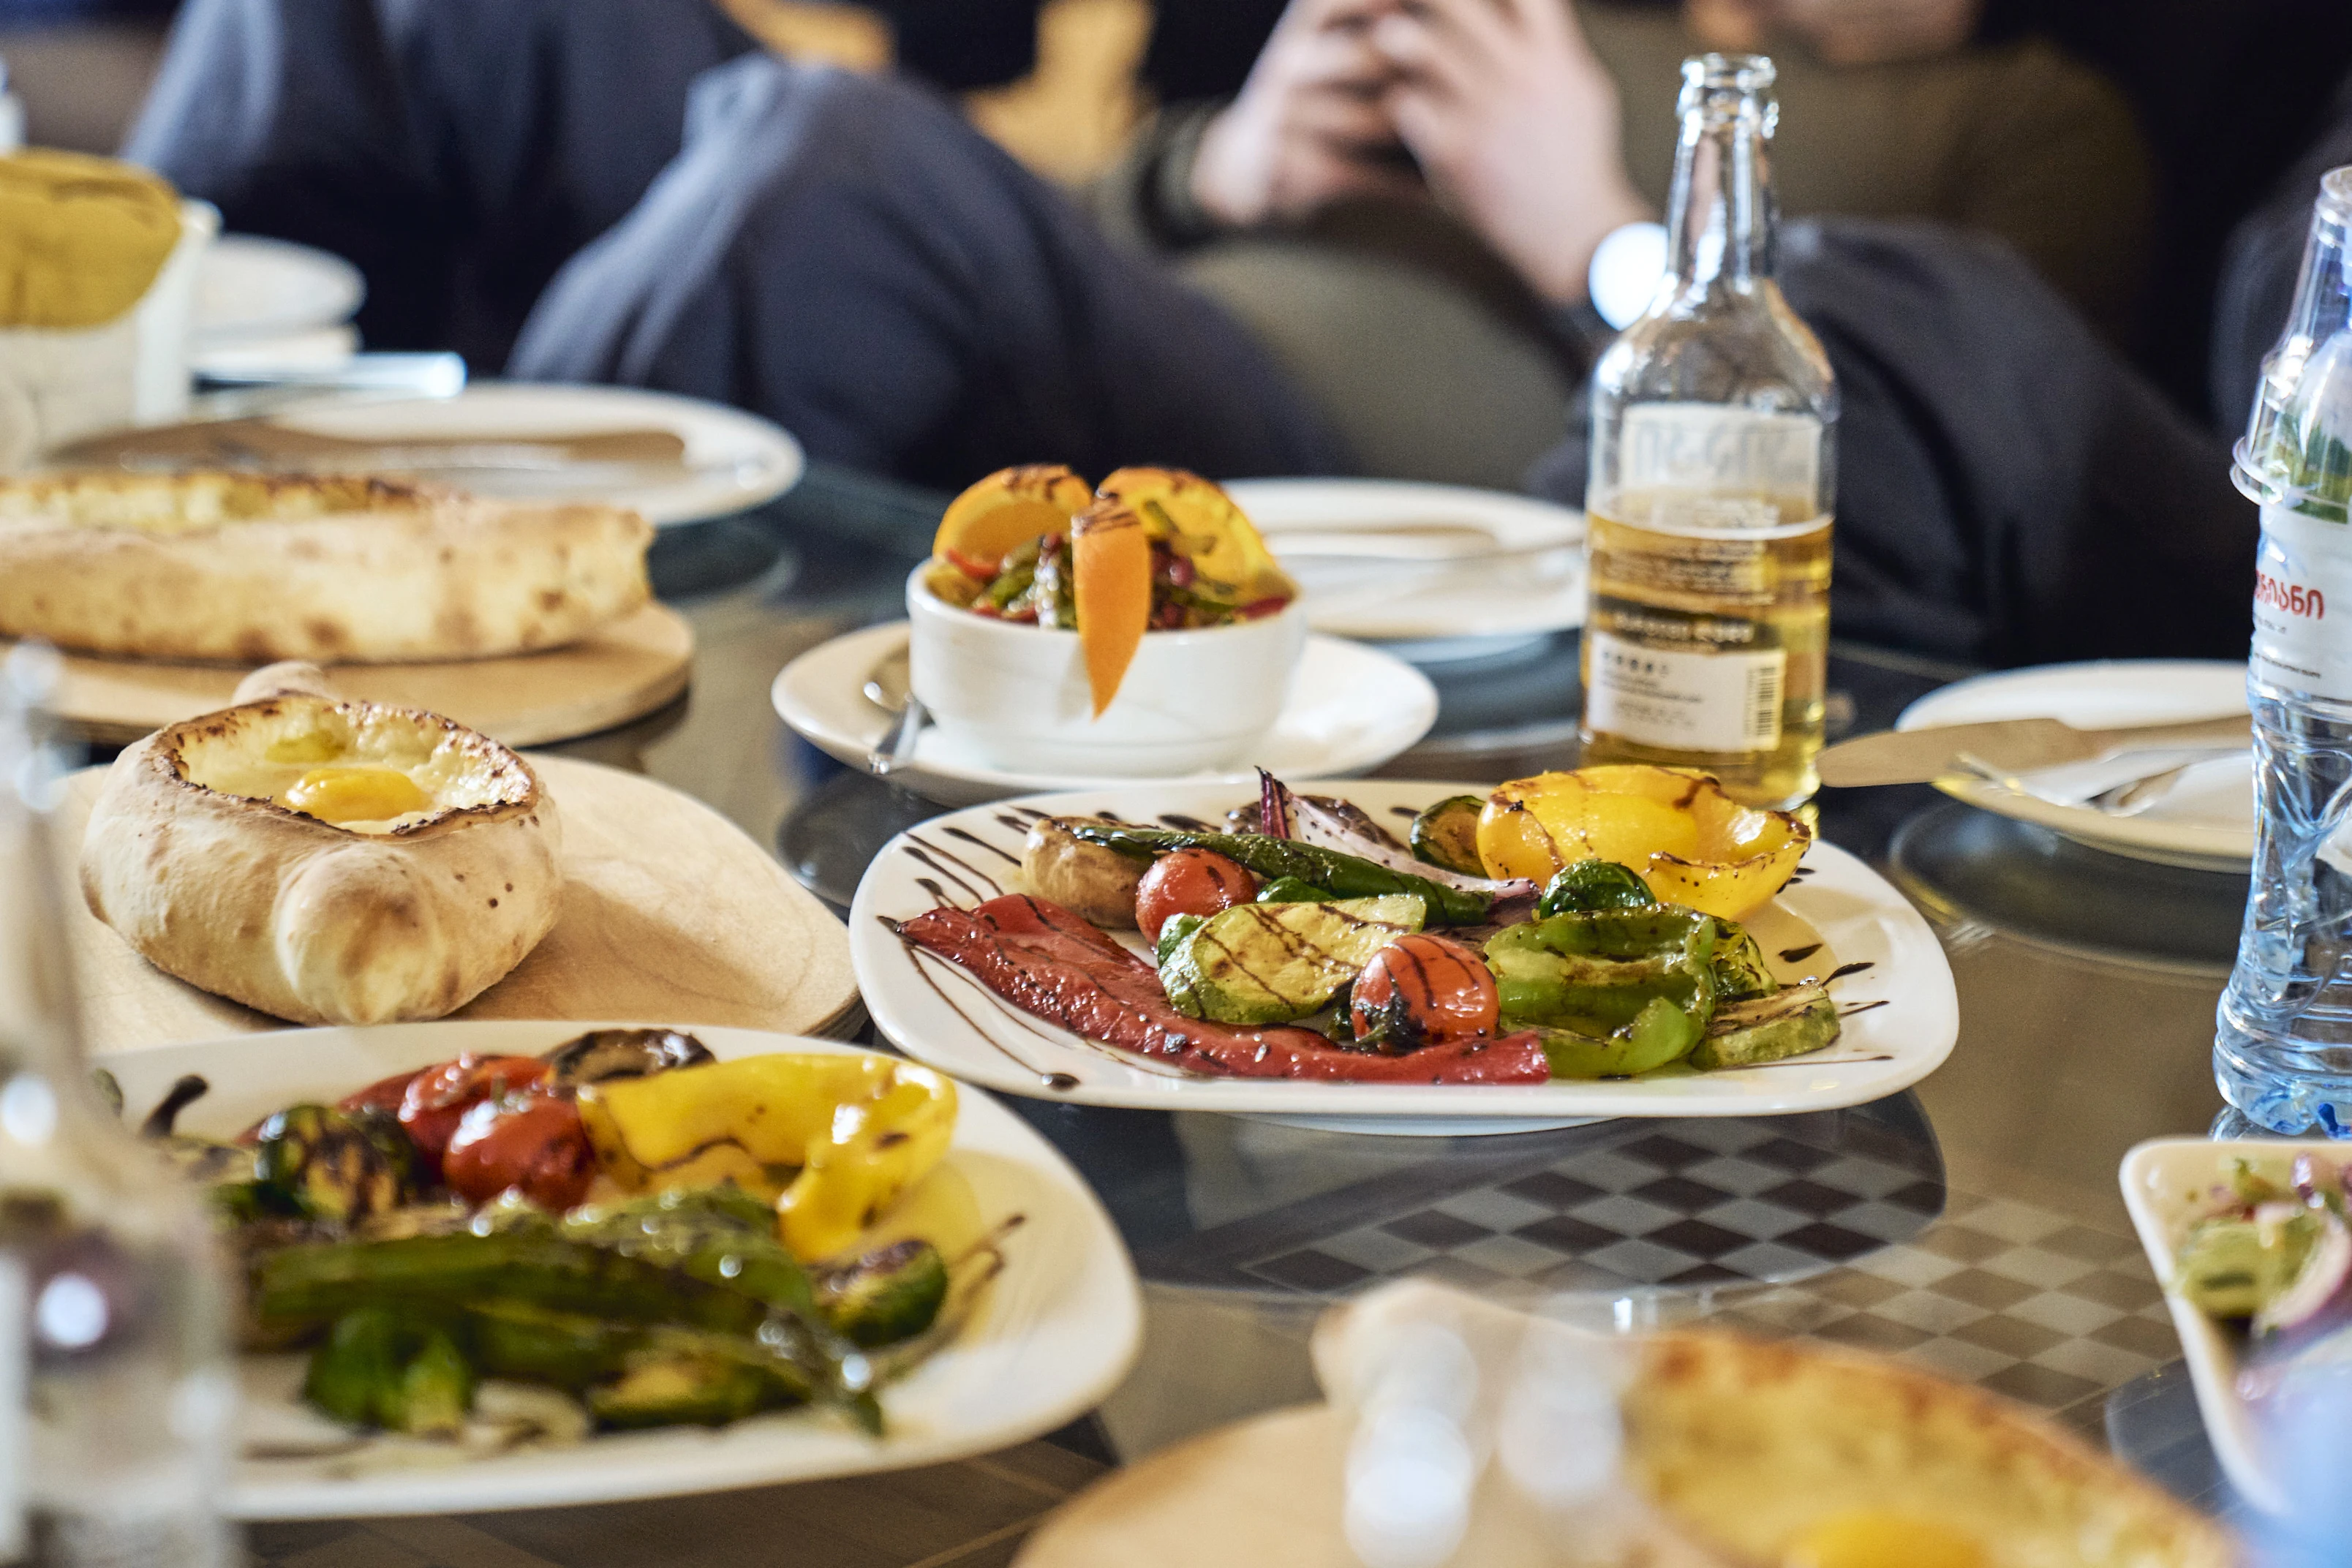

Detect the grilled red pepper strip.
[{"left": 899, "top": 895, "right": 1549, "bottom": 1085}]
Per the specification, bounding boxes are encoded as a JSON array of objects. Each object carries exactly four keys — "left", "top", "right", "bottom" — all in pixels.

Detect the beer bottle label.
[
  {"left": 2253, "top": 505, "right": 2352, "bottom": 701},
  {"left": 1620, "top": 406, "right": 1821, "bottom": 513},
  {"left": 1586, "top": 630, "right": 1784, "bottom": 753}
]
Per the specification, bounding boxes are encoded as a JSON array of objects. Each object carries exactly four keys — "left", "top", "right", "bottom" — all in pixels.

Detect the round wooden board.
[
  {"left": 58, "top": 753, "right": 862, "bottom": 1054},
  {"left": 1017, "top": 1406, "right": 1357, "bottom": 1568},
  {"left": 8, "top": 602, "right": 693, "bottom": 748}
]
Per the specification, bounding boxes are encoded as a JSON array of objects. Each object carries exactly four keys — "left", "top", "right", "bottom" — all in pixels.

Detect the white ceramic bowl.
[{"left": 905, "top": 565, "right": 1307, "bottom": 775}]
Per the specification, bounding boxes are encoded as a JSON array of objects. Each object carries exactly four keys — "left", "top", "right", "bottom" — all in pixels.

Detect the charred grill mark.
[
  {"left": 1825, "top": 961, "right": 1875, "bottom": 982},
  {"left": 906, "top": 842, "right": 992, "bottom": 904},
  {"left": 140, "top": 1073, "right": 211, "bottom": 1138},
  {"left": 1777, "top": 943, "right": 1823, "bottom": 962},
  {"left": 898, "top": 934, "right": 1066, "bottom": 1085},
  {"left": 942, "top": 826, "right": 1020, "bottom": 869}
]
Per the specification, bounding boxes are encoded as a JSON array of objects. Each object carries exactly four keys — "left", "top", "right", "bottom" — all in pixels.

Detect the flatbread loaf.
[
  {"left": 80, "top": 693, "right": 562, "bottom": 1025},
  {"left": 0, "top": 471, "right": 651, "bottom": 663}
]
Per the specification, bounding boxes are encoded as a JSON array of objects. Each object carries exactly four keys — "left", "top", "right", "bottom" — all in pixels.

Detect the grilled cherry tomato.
[
  {"left": 1134, "top": 848, "right": 1258, "bottom": 942},
  {"left": 442, "top": 1093, "right": 596, "bottom": 1210},
  {"left": 337, "top": 1067, "right": 426, "bottom": 1120},
  {"left": 398, "top": 1055, "right": 551, "bottom": 1172},
  {"left": 1351, "top": 935, "right": 1500, "bottom": 1052}
]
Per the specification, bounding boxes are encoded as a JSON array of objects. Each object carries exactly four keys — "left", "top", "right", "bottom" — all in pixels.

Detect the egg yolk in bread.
[
  {"left": 280, "top": 766, "right": 434, "bottom": 826},
  {"left": 1783, "top": 1512, "right": 1985, "bottom": 1568}
]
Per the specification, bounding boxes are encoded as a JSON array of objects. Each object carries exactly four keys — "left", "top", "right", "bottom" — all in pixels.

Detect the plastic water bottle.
[{"left": 2215, "top": 167, "right": 2352, "bottom": 1137}]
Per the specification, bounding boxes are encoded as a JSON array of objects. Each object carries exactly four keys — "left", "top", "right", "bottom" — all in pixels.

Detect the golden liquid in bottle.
[{"left": 1580, "top": 489, "right": 1832, "bottom": 809}]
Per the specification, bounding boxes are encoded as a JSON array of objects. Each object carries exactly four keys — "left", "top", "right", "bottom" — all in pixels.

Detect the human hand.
[
  {"left": 1373, "top": 0, "right": 1650, "bottom": 304},
  {"left": 1191, "top": 0, "right": 1421, "bottom": 229}
]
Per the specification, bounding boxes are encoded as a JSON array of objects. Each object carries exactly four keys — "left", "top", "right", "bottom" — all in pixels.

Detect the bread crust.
[
  {"left": 1629, "top": 1330, "right": 2236, "bottom": 1567},
  {"left": 79, "top": 696, "right": 564, "bottom": 1025},
  {"left": 0, "top": 472, "right": 652, "bottom": 662}
]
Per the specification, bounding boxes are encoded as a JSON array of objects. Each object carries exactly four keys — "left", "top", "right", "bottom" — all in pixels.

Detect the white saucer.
[
  {"left": 195, "top": 234, "right": 364, "bottom": 343},
  {"left": 1898, "top": 660, "right": 2252, "bottom": 871},
  {"left": 1226, "top": 479, "right": 1585, "bottom": 648},
  {"left": 772, "top": 622, "right": 1439, "bottom": 807}
]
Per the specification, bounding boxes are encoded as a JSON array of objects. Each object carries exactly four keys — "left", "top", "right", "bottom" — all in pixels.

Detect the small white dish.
[
  {"left": 848, "top": 778, "right": 1958, "bottom": 1131},
  {"left": 774, "top": 622, "right": 1439, "bottom": 807},
  {"left": 2119, "top": 1136, "right": 2334, "bottom": 1515},
  {"left": 194, "top": 235, "right": 365, "bottom": 344},
  {"left": 99, "top": 1021, "right": 1142, "bottom": 1519},
  {"left": 1898, "top": 660, "right": 2253, "bottom": 870},
  {"left": 1226, "top": 478, "right": 1586, "bottom": 647},
  {"left": 265, "top": 382, "right": 804, "bottom": 526},
  {"left": 906, "top": 566, "right": 1307, "bottom": 776}
]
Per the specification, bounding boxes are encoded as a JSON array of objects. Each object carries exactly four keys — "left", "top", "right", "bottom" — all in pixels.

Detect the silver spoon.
[{"left": 862, "top": 650, "right": 925, "bottom": 776}]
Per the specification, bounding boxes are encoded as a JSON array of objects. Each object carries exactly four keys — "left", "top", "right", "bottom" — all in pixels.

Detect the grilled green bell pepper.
[
  {"left": 1535, "top": 998, "right": 1706, "bottom": 1079},
  {"left": 1484, "top": 907, "right": 1717, "bottom": 1036},
  {"left": 1068, "top": 824, "right": 1493, "bottom": 925},
  {"left": 304, "top": 1307, "right": 475, "bottom": 1436},
  {"left": 1536, "top": 859, "right": 1654, "bottom": 916},
  {"left": 1255, "top": 876, "right": 1333, "bottom": 904}
]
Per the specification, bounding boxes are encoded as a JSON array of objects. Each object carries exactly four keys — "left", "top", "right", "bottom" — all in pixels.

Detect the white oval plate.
[
  {"left": 195, "top": 235, "right": 365, "bottom": 342},
  {"left": 2119, "top": 1136, "right": 2326, "bottom": 1516},
  {"left": 270, "top": 383, "right": 804, "bottom": 526},
  {"left": 772, "top": 623, "right": 1439, "bottom": 809},
  {"left": 1227, "top": 478, "right": 1586, "bottom": 646},
  {"left": 848, "top": 780, "right": 1957, "bottom": 1129},
  {"left": 1899, "top": 660, "right": 2252, "bottom": 871},
  {"left": 99, "top": 1022, "right": 1139, "bottom": 1519}
]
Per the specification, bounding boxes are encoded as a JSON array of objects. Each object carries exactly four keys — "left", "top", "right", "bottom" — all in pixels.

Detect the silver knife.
[{"left": 1816, "top": 712, "right": 2251, "bottom": 788}]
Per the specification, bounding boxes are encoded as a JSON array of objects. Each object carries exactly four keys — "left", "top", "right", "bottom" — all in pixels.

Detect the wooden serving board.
[
  {"left": 1018, "top": 1406, "right": 1357, "bottom": 1568},
  {"left": 8, "top": 601, "right": 693, "bottom": 748},
  {"left": 58, "top": 753, "right": 862, "bottom": 1054}
]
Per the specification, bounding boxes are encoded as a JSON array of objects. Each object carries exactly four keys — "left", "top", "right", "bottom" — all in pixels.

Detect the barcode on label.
[
  {"left": 1584, "top": 633, "right": 1785, "bottom": 755},
  {"left": 1744, "top": 660, "right": 1782, "bottom": 747}
]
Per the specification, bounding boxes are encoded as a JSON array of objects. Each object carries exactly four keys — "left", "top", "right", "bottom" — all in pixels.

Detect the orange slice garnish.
[
  {"left": 1071, "top": 499, "right": 1153, "bottom": 717},
  {"left": 1097, "top": 467, "right": 1295, "bottom": 608},
  {"left": 934, "top": 464, "right": 1095, "bottom": 577}
]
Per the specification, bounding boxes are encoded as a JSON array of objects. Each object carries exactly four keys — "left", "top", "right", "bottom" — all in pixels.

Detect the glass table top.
[{"left": 238, "top": 474, "right": 2252, "bottom": 1564}]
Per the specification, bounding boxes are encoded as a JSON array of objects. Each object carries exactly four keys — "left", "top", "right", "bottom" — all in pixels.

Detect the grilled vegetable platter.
[
  {"left": 98, "top": 1022, "right": 1140, "bottom": 1518},
  {"left": 849, "top": 772, "right": 1959, "bottom": 1128},
  {"left": 2121, "top": 1137, "right": 2352, "bottom": 1515}
]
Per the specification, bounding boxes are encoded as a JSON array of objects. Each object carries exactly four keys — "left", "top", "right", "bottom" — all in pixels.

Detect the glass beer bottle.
[{"left": 1580, "top": 53, "right": 1838, "bottom": 810}]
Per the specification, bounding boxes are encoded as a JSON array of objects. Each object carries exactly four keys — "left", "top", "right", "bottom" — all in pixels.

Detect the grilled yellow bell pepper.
[
  {"left": 1475, "top": 766, "right": 1809, "bottom": 920},
  {"left": 576, "top": 1055, "right": 957, "bottom": 1261}
]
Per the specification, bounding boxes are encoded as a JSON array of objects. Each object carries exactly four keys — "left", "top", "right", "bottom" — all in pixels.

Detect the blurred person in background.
[
  {"left": 1103, "top": 0, "right": 2152, "bottom": 486},
  {"left": 124, "top": 0, "right": 2349, "bottom": 664}
]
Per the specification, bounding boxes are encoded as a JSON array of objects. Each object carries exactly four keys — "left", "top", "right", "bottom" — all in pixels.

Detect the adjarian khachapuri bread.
[
  {"left": 0, "top": 471, "right": 652, "bottom": 663},
  {"left": 80, "top": 692, "right": 563, "bottom": 1025}
]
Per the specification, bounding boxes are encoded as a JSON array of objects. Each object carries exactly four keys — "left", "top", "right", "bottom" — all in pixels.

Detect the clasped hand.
[{"left": 1189, "top": 0, "right": 1650, "bottom": 306}]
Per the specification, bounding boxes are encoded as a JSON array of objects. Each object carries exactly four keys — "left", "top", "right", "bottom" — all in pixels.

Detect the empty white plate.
[
  {"left": 1898, "top": 660, "right": 2252, "bottom": 870},
  {"left": 1228, "top": 478, "right": 1585, "bottom": 650},
  {"left": 268, "top": 382, "right": 804, "bottom": 525}
]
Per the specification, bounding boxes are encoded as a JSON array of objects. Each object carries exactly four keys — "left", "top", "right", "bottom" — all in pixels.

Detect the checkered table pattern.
[
  {"left": 1156, "top": 1115, "right": 2176, "bottom": 1420},
  {"left": 1229, "top": 1119, "right": 1948, "bottom": 1297}
]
